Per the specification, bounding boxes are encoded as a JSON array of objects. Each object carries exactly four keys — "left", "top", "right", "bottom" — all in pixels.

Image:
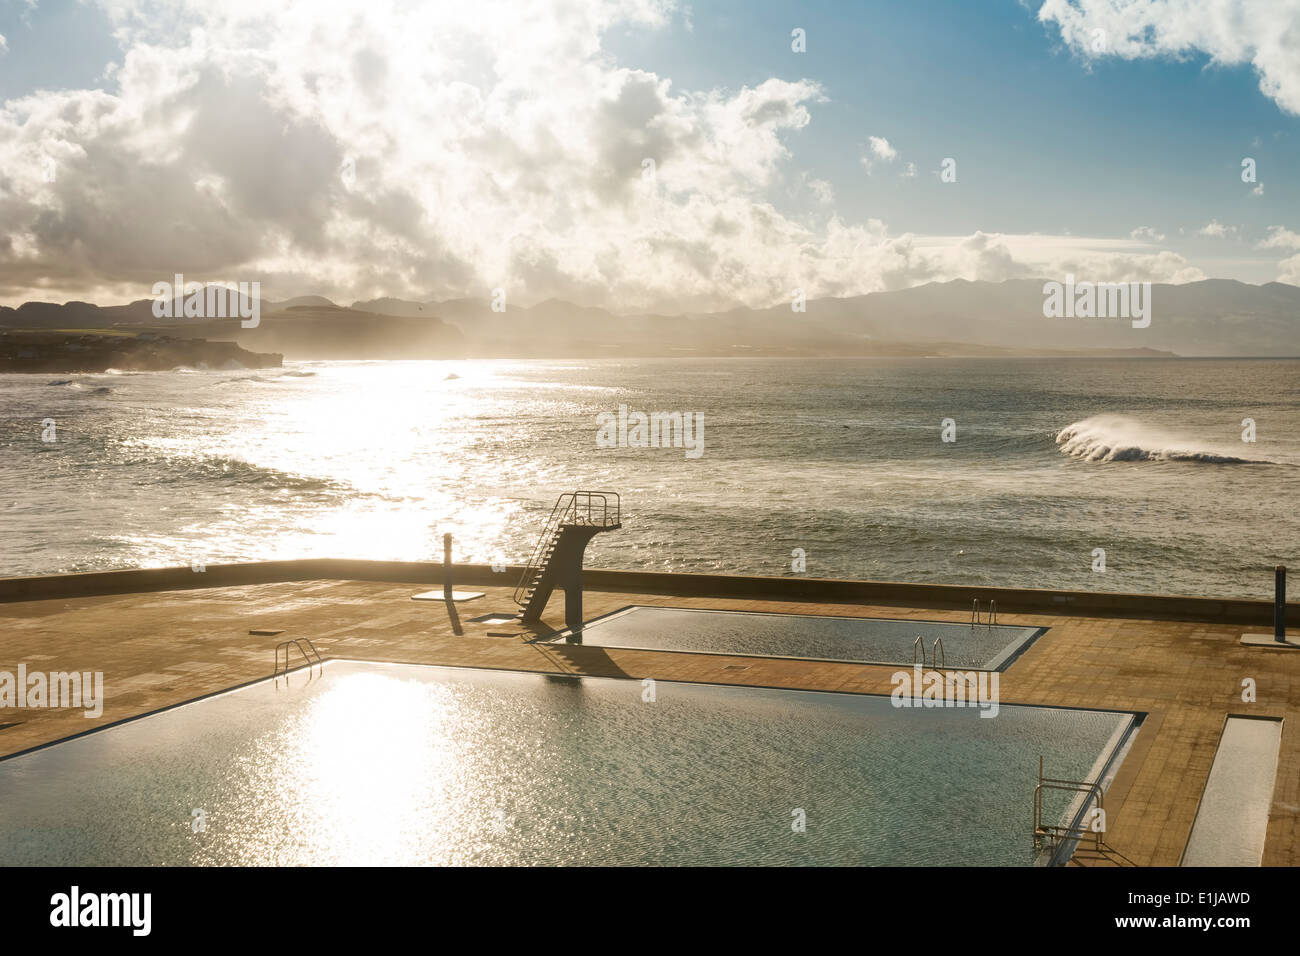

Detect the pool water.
[
  {"left": 0, "top": 661, "right": 1130, "bottom": 866},
  {"left": 549, "top": 605, "right": 1045, "bottom": 670}
]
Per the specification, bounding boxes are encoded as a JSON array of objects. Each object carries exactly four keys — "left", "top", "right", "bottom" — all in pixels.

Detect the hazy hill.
[
  {"left": 788, "top": 278, "right": 1300, "bottom": 355},
  {"left": 0, "top": 293, "right": 270, "bottom": 329},
  {"left": 275, "top": 295, "right": 339, "bottom": 310},
  {"left": 0, "top": 328, "right": 281, "bottom": 373},
  {"left": 136, "top": 305, "right": 466, "bottom": 360},
  {"left": 352, "top": 278, "right": 1299, "bottom": 356},
  {"left": 5, "top": 278, "right": 1297, "bottom": 358}
]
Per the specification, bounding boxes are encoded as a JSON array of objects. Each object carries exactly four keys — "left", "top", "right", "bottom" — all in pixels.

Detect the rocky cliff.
[{"left": 0, "top": 330, "right": 283, "bottom": 373}]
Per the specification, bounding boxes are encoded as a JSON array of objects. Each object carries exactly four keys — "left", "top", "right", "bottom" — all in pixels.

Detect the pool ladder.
[
  {"left": 273, "top": 638, "right": 323, "bottom": 681},
  {"left": 912, "top": 635, "right": 946, "bottom": 669},
  {"left": 1032, "top": 756, "right": 1131, "bottom": 864},
  {"left": 971, "top": 599, "right": 997, "bottom": 628}
]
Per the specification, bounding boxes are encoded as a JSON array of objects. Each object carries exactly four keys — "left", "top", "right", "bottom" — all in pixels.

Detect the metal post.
[
  {"left": 443, "top": 533, "right": 453, "bottom": 600},
  {"left": 567, "top": 575, "right": 583, "bottom": 632},
  {"left": 1276, "top": 565, "right": 1286, "bottom": 642}
]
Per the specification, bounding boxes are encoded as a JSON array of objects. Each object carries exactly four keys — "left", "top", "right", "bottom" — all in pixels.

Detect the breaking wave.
[{"left": 1056, "top": 415, "right": 1270, "bottom": 464}]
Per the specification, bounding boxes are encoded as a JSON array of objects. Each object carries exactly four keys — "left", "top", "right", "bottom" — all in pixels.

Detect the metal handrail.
[
  {"left": 514, "top": 496, "right": 574, "bottom": 604},
  {"left": 513, "top": 491, "right": 621, "bottom": 605},
  {"left": 912, "top": 635, "right": 925, "bottom": 667},
  {"left": 972, "top": 598, "right": 997, "bottom": 628},
  {"left": 568, "top": 491, "right": 620, "bottom": 527},
  {"left": 932, "top": 637, "right": 946, "bottom": 669},
  {"left": 1034, "top": 781, "right": 1105, "bottom": 849},
  {"left": 514, "top": 501, "right": 566, "bottom": 604},
  {"left": 274, "top": 637, "right": 322, "bottom": 677},
  {"left": 1033, "top": 756, "right": 1107, "bottom": 855}
]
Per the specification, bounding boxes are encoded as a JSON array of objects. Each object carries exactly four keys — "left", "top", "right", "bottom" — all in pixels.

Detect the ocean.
[{"left": 2, "top": 357, "right": 1297, "bottom": 600}]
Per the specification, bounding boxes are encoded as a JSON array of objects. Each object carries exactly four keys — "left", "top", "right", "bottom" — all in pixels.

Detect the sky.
[{"left": 0, "top": 0, "right": 1297, "bottom": 311}]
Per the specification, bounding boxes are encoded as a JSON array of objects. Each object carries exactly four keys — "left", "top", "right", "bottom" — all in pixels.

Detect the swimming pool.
[
  {"left": 0, "top": 660, "right": 1131, "bottom": 866},
  {"left": 546, "top": 605, "right": 1046, "bottom": 670}
]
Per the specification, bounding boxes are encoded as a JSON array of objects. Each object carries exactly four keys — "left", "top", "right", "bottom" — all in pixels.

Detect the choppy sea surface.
[{"left": 1, "top": 357, "right": 1296, "bottom": 599}]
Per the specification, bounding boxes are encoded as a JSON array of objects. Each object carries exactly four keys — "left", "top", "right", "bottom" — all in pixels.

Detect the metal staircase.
[{"left": 515, "top": 491, "right": 620, "bottom": 628}]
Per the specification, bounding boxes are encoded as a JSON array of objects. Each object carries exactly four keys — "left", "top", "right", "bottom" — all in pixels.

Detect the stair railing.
[
  {"left": 514, "top": 491, "right": 621, "bottom": 605},
  {"left": 514, "top": 495, "right": 573, "bottom": 604}
]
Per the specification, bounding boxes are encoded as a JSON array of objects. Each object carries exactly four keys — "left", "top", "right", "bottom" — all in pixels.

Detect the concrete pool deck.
[{"left": 1, "top": 561, "right": 1297, "bottom": 867}]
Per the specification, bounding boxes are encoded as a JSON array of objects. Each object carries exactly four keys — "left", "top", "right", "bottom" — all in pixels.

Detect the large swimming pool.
[
  {"left": 0, "top": 661, "right": 1132, "bottom": 866},
  {"left": 546, "top": 605, "right": 1046, "bottom": 670}
]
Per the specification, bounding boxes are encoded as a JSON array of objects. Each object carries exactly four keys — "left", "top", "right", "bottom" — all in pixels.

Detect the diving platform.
[{"left": 515, "top": 491, "right": 621, "bottom": 630}]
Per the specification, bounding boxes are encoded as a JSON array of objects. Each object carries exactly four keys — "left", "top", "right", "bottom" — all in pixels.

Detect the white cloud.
[
  {"left": 0, "top": 0, "right": 1232, "bottom": 311},
  {"left": 805, "top": 177, "right": 834, "bottom": 205},
  {"left": 0, "top": 33, "right": 7, "bottom": 55},
  {"left": 950, "top": 231, "right": 1033, "bottom": 281},
  {"left": 1251, "top": 183, "right": 1265, "bottom": 196},
  {"left": 1, "top": 0, "right": 1022, "bottom": 312},
  {"left": 860, "top": 135, "right": 898, "bottom": 173},
  {"left": 1255, "top": 226, "right": 1300, "bottom": 284},
  {"left": 1051, "top": 250, "right": 1205, "bottom": 283},
  {"left": 868, "top": 136, "right": 897, "bottom": 161},
  {"left": 901, "top": 161, "right": 917, "bottom": 178},
  {"left": 1197, "top": 219, "right": 1237, "bottom": 238},
  {"left": 1, "top": 0, "right": 874, "bottom": 311},
  {"left": 909, "top": 232, "right": 1205, "bottom": 283},
  {"left": 1258, "top": 226, "right": 1300, "bottom": 250},
  {"left": 1130, "top": 225, "right": 1165, "bottom": 242},
  {"left": 1038, "top": 0, "right": 1300, "bottom": 115}
]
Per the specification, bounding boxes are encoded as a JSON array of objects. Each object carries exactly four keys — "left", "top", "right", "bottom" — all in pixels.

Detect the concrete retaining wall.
[{"left": 1, "top": 559, "right": 1294, "bottom": 626}]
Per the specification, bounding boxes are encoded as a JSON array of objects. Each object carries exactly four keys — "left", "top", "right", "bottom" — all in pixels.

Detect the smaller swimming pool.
[{"left": 547, "top": 605, "right": 1046, "bottom": 670}]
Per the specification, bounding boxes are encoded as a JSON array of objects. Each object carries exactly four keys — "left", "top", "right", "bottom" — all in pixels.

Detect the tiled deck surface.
[{"left": 2, "top": 578, "right": 1296, "bottom": 866}]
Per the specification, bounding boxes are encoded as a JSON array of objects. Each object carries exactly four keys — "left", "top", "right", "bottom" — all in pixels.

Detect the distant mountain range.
[{"left": 2, "top": 278, "right": 1297, "bottom": 359}]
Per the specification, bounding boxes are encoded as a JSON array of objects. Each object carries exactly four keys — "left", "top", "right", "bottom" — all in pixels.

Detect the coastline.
[{"left": 0, "top": 328, "right": 282, "bottom": 373}]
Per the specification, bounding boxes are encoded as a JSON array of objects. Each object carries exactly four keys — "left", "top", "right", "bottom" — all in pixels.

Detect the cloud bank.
[{"left": 0, "top": 0, "right": 1226, "bottom": 310}]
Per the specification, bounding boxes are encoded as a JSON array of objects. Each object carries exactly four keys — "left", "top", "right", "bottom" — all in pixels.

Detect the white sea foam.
[{"left": 1055, "top": 415, "right": 1268, "bottom": 464}]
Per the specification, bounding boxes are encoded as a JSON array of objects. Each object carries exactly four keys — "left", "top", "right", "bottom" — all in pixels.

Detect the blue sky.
[
  {"left": 605, "top": 0, "right": 1297, "bottom": 272},
  {"left": 0, "top": 0, "right": 1297, "bottom": 307}
]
